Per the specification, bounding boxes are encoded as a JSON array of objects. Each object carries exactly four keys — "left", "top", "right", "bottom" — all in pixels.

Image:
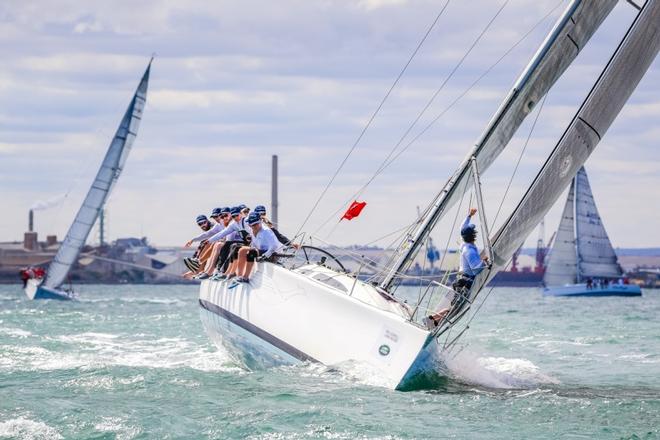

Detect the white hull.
[
  {"left": 198, "top": 263, "right": 441, "bottom": 390},
  {"left": 543, "top": 283, "right": 642, "bottom": 297}
]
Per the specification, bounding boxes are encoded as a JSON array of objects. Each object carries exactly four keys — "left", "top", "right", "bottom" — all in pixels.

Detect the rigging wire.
[
  {"left": 353, "top": 0, "right": 509, "bottom": 205},
  {"left": 311, "top": 0, "right": 565, "bottom": 237},
  {"left": 294, "top": 0, "right": 452, "bottom": 238}
]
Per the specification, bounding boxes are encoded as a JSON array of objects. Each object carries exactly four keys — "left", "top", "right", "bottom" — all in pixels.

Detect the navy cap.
[
  {"left": 220, "top": 207, "right": 231, "bottom": 215},
  {"left": 210, "top": 207, "right": 222, "bottom": 217},
  {"left": 247, "top": 212, "right": 261, "bottom": 225},
  {"left": 230, "top": 206, "right": 242, "bottom": 216},
  {"left": 196, "top": 215, "right": 209, "bottom": 225},
  {"left": 239, "top": 204, "right": 248, "bottom": 210},
  {"left": 254, "top": 205, "right": 266, "bottom": 214},
  {"left": 461, "top": 223, "right": 477, "bottom": 239}
]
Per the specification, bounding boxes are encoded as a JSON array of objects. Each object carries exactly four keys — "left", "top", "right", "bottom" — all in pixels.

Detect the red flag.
[{"left": 341, "top": 200, "right": 367, "bottom": 221}]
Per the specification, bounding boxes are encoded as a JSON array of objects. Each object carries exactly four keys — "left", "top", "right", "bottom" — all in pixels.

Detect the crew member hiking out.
[
  {"left": 227, "top": 212, "right": 284, "bottom": 289},
  {"left": 207, "top": 206, "right": 251, "bottom": 281},
  {"left": 426, "top": 207, "right": 490, "bottom": 329},
  {"left": 253, "top": 204, "right": 297, "bottom": 247},
  {"left": 182, "top": 215, "right": 215, "bottom": 279}
]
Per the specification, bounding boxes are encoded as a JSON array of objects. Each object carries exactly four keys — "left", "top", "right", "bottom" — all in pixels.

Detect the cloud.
[{"left": 0, "top": 0, "right": 658, "bottom": 250}]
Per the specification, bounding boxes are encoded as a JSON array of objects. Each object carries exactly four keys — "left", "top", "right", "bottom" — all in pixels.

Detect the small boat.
[
  {"left": 25, "top": 60, "right": 152, "bottom": 300},
  {"left": 543, "top": 167, "right": 642, "bottom": 297},
  {"left": 198, "top": 0, "right": 658, "bottom": 389}
]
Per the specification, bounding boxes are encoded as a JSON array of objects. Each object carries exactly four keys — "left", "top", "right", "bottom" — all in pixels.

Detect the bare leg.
[
  {"left": 224, "top": 259, "right": 238, "bottom": 277},
  {"left": 203, "top": 242, "right": 223, "bottom": 274},
  {"left": 237, "top": 247, "right": 250, "bottom": 278}
]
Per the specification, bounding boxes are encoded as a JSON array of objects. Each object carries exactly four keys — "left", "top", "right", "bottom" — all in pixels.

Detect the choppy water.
[{"left": 1, "top": 284, "right": 659, "bottom": 439}]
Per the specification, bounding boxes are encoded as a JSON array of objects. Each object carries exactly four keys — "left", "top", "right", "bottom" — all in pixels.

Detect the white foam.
[
  {"left": 94, "top": 416, "right": 141, "bottom": 440},
  {"left": 0, "top": 327, "right": 32, "bottom": 338},
  {"left": 0, "top": 417, "right": 62, "bottom": 440},
  {"left": 1, "top": 332, "right": 239, "bottom": 373},
  {"left": 442, "top": 348, "right": 559, "bottom": 389}
]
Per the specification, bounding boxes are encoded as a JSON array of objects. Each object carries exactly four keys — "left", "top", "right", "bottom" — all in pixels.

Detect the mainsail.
[
  {"left": 473, "top": 0, "right": 660, "bottom": 295},
  {"left": 44, "top": 61, "right": 151, "bottom": 289},
  {"left": 574, "top": 167, "right": 622, "bottom": 280},
  {"left": 543, "top": 179, "right": 577, "bottom": 286},
  {"left": 380, "top": 0, "right": 618, "bottom": 289}
]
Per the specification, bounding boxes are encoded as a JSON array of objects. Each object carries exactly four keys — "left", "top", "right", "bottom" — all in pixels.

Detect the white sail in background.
[
  {"left": 543, "top": 180, "right": 577, "bottom": 286},
  {"left": 574, "top": 167, "right": 622, "bottom": 280},
  {"left": 380, "top": 0, "right": 617, "bottom": 289},
  {"left": 474, "top": 0, "right": 660, "bottom": 295},
  {"left": 44, "top": 62, "right": 151, "bottom": 289}
]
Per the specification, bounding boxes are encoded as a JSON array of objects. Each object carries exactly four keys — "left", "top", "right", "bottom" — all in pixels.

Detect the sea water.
[{"left": 0, "top": 284, "right": 658, "bottom": 439}]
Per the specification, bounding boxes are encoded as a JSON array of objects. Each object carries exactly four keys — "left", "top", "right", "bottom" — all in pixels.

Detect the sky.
[{"left": 0, "top": 0, "right": 658, "bottom": 251}]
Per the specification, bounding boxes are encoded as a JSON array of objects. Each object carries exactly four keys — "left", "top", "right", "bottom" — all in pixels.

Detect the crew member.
[
  {"left": 228, "top": 212, "right": 284, "bottom": 288},
  {"left": 182, "top": 215, "right": 214, "bottom": 278},
  {"left": 253, "top": 205, "right": 295, "bottom": 247},
  {"left": 207, "top": 206, "right": 250, "bottom": 280},
  {"left": 427, "top": 207, "right": 489, "bottom": 328}
]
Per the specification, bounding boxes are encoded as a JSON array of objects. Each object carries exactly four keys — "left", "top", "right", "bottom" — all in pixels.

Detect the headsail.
[
  {"left": 380, "top": 0, "right": 618, "bottom": 289},
  {"left": 574, "top": 167, "right": 622, "bottom": 280},
  {"left": 474, "top": 0, "right": 660, "bottom": 294},
  {"left": 44, "top": 61, "right": 151, "bottom": 289},
  {"left": 543, "top": 179, "right": 577, "bottom": 286}
]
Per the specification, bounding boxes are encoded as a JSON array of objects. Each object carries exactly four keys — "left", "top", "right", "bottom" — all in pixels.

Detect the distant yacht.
[
  {"left": 24, "top": 60, "right": 151, "bottom": 300},
  {"left": 543, "top": 167, "right": 641, "bottom": 297}
]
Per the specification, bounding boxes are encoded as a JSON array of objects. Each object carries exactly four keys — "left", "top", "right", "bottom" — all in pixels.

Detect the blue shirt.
[{"left": 460, "top": 216, "right": 485, "bottom": 277}]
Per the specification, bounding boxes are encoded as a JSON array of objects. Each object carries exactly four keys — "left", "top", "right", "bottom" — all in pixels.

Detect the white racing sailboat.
[
  {"left": 543, "top": 166, "right": 642, "bottom": 296},
  {"left": 25, "top": 60, "right": 152, "bottom": 301},
  {"left": 198, "top": 0, "right": 659, "bottom": 390}
]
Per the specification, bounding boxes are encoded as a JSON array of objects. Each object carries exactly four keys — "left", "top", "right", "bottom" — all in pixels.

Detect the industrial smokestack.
[
  {"left": 29, "top": 209, "right": 34, "bottom": 232},
  {"left": 271, "top": 155, "right": 279, "bottom": 226}
]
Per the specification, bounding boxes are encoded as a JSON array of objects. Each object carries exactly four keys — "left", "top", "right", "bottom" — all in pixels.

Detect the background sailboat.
[
  {"left": 25, "top": 60, "right": 151, "bottom": 300},
  {"left": 543, "top": 167, "right": 642, "bottom": 296}
]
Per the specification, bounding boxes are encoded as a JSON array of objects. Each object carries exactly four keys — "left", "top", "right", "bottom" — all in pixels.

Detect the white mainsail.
[
  {"left": 574, "top": 167, "right": 622, "bottom": 280},
  {"left": 380, "top": 0, "right": 618, "bottom": 288},
  {"left": 44, "top": 61, "right": 151, "bottom": 289},
  {"left": 474, "top": 0, "right": 660, "bottom": 295},
  {"left": 543, "top": 179, "right": 577, "bottom": 286}
]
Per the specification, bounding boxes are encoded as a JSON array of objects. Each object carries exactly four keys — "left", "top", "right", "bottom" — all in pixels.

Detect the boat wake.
[{"left": 442, "top": 347, "right": 559, "bottom": 389}]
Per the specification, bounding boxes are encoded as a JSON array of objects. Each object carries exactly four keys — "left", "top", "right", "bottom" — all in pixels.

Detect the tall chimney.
[
  {"left": 29, "top": 209, "right": 34, "bottom": 232},
  {"left": 271, "top": 155, "right": 278, "bottom": 226}
]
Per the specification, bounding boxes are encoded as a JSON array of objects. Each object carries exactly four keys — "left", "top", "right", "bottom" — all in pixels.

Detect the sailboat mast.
[
  {"left": 573, "top": 173, "right": 581, "bottom": 284},
  {"left": 379, "top": 0, "right": 617, "bottom": 290},
  {"left": 473, "top": 0, "right": 660, "bottom": 293}
]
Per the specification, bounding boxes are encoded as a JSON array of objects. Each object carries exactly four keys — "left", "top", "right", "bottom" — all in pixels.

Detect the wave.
[
  {"left": 1, "top": 332, "right": 240, "bottom": 373},
  {"left": 0, "top": 327, "right": 32, "bottom": 338}
]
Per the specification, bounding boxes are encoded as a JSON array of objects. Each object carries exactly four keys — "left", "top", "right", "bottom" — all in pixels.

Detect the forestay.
[
  {"left": 543, "top": 179, "right": 577, "bottom": 286},
  {"left": 44, "top": 62, "right": 151, "bottom": 289},
  {"left": 474, "top": 0, "right": 660, "bottom": 294},
  {"left": 380, "top": 0, "right": 617, "bottom": 289},
  {"left": 574, "top": 167, "right": 622, "bottom": 280}
]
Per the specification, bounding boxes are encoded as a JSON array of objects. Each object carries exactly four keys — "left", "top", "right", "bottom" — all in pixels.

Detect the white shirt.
[
  {"left": 251, "top": 226, "right": 284, "bottom": 257},
  {"left": 208, "top": 218, "right": 248, "bottom": 243},
  {"left": 191, "top": 222, "right": 222, "bottom": 242}
]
